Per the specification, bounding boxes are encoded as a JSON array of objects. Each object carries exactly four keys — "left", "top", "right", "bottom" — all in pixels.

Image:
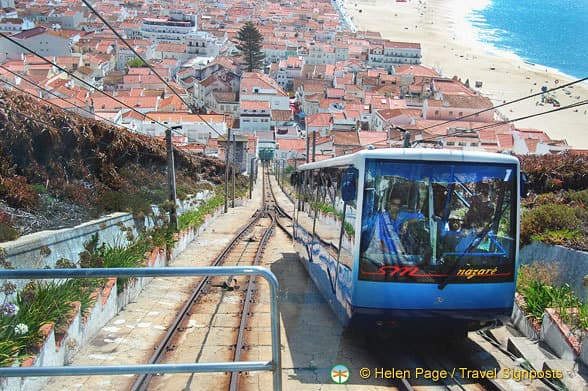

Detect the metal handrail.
[{"left": 0, "top": 267, "right": 282, "bottom": 391}]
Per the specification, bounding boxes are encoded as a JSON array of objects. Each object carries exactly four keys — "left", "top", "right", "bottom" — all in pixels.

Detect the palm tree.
[{"left": 235, "top": 22, "right": 265, "bottom": 72}]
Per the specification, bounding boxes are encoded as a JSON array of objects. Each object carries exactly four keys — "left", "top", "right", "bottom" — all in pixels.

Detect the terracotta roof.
[
  {"left": 443, "top": 95, "right": 493, "bottom": 109},
  {"left": 271, "top": 109, "right": 292, "bottom": 121},
  {"left": 306, "top": 113, "right": 331, "bottom": 127},
  {"left": 241, "top": 100, "right": 270, "bottom": 110},
  {"left": 394, "top": 65, "right": 439, "bottom": 77},
  {"left": 213, "top": 91, "right": 238, "bottom": 102},
  {"left": 497, "top": 134, "right": 514, "bottom": 150},
  {"left": 276, "top": 138, "right": 307, "bottom": 151},
  {"left": 359, "top": 131, "right": 388, "bottom": 146},
  {"left": 11, "top": 26, "right": 46, "bottom": 39},
  {"left": 332, "top": 131, "right": 360, "bottom": 146},
  {"left": 434, "top": 79, "right": 476, "bottom": 96}
]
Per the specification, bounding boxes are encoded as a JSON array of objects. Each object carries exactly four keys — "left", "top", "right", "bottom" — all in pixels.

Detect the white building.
[
  {"left": 124, "top": 112, "right": 228, "bottom": 144},
  {"left": 0, "top": 18, "right": 35, "bottom": 34},
  {"left": 240, "top": 72, "right": 289, "bottom": 110},
  {"left": 140, "top": 11, "right": 198, "bottom": 44},
  {"left": 0, "top": 26, "right": 78, "bottom": 61},
  {"left": 239, "top": 100, "right": 272, "bottom": 133},
  {"left": 0, "top": 0, "right": 15, "bottom": 8},
  {"left": 185, "top": 31, "right": 223, "bottom": 58},
  {"left": 368, "top": 41, "right": 421, "bottom": 70},
  {"left": 305, "top": 42, "right": 336, "bottom": 65}
]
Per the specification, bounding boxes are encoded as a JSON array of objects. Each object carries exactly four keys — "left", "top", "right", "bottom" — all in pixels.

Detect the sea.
[{"left": 464, "top": 0, "right": 588, "bottom": 80}]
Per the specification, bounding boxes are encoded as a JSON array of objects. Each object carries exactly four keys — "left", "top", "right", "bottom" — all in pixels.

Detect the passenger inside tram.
[
  {"left": 438, "top": 181, "right": 498, "bottom": 258},
  {"left": 462, "top": 182, "right": 495, "bottom": 229}
]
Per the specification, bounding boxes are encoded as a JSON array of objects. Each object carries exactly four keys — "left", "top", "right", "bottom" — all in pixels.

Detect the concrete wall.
[
  {"left": 0, "top": 212, "right": 136, "bottom": 295},
  {"left": 0, "top": 191, "right": 213, "bottom": 297},
  {"left": 519, "top": 241, "right": 588, "bottom": 299},
  {"left": 1, "top": 201, "right": 225, "bottom": 391}
]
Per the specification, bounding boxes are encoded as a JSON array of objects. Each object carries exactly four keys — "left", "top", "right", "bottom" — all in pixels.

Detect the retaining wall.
[
  {"left": 1, "top": 202, "right": 225, "bottom": 391},
  {"left": 513, "top": 242, "right": 588, "bottom": 367},
  {"left": 519, "top": 241, "right": 588, "bottom": 299},
  {"left": 0, "top": 192, "right": 213, "bottom": 297}
]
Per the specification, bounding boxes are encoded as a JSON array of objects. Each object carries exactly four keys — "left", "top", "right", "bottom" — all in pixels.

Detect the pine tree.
[{"left": 235, "top": 22, "right": 265, "bottom": 72}]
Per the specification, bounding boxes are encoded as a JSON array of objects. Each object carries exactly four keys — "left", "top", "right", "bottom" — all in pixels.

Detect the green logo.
[{"left": 330, "top": 364, "right": 350, "bottom": 384}]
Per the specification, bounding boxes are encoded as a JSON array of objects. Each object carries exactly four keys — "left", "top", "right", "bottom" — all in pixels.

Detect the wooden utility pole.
[
  {"left": 224, "top": 128, "right": 231, "bottom": 213},
  {"left": 166, "top": 127, "right": 178, "bottom": 230}
]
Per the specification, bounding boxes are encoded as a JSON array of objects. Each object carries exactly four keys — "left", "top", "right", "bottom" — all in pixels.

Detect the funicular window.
[
  {"left": 295, "top": 169, "right": 318, "bottom": 235},
  {"left": 311, "top": 167, "right": 356, "bottom": 270},
  {"left": 359, "top": 159, "right": 517, "bottom": 284}
]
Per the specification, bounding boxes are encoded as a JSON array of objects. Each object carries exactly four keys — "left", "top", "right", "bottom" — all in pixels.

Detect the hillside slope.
[{"left": 0, "top": 89, "right": 227, "bottom": 239}]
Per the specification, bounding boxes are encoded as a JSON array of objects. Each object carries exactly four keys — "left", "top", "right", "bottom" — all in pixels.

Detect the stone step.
[
  {"left": 543, "top": 359, "right": 588, "bottom": 391},
  {"left": 507, "top": 336, "right": 556, "bottom": 370}
]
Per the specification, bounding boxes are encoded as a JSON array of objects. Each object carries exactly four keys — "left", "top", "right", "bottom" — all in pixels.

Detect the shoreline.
[{"left": 343, "top": 0, "right": 588, "bottom": 149}]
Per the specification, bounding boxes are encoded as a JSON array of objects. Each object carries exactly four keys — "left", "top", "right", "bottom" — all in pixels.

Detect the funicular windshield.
[{"left": 359, "top": 159, "right": 517, "bottom": 284}]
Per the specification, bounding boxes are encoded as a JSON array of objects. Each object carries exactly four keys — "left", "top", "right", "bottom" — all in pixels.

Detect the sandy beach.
[{"left": 344, "top": 0, "right": 588, "bottom": 149}]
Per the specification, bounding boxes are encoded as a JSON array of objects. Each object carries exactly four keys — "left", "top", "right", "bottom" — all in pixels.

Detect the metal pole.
[
  {"left": 249, "top": 157, "right": 254, "bottom": 199},
  {"left": 224, "top": 128, "right": 231, "bottom": 213},
  {"left": 312, "top": 131, "right": 316, "bottom": 162},
  {"left": 305, "top": 131, "right": 310, "bottom": 163},
  {"left": 166, "top": 128, "right": 178, "bottom": 230},
  {"left": 232, "top": 134, "right": 236, "bottom": 208},
  {"left": 281, "top": 160, "right": 285, "bottom": 190}
]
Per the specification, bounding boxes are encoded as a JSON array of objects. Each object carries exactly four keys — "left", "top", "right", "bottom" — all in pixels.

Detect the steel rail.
[
  {"left": 229, "top": 169, "right": 277, "bottom": 390},
  {"left": 229, "top": 218, "right": 275, "bottom": 390},
  {"left": 265, "top": 169, "right": 294, "bottom": 241},
  {"left": 132, "top": 177, "right": 268, "bottom": 390}
]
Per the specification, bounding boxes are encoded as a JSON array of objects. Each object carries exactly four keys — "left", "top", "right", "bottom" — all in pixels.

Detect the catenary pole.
[
  {"left": 224, "top": 128, "right": 231, "bottom": 213},
  {"left": 166, "top": 127, "right": 178, "bottom": 230}
]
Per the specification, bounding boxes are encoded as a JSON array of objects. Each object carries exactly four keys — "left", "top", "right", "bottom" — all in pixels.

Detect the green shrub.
[
  {"left": 30, "top": 183, "right": 47, "bottom": 194},
  {"left": 578, "top": 304, "right": 588, "bottom": 329},
  {"left": 532, "top": 229, "right": 583, "bottom": 244},
  {"left": 95, "top": 239, "right": 151, "bottom": 291},
  {"left": 568, "top": 189, "right": 588, "bottom": 206},
  {"left": 520, "top": 280, "right": 553, "bottom": 320},
  {"left": 97, "top": 190, "right": 154, "bottom": 216},
  {"left": 0, "top": 223, "right": 19, "bottom": 242},
  {"left": 178, "top": 193, "right": 224, "bottom": 231},
  {"left": 520, "top": 204, "right": 582, "bottom": 245}
]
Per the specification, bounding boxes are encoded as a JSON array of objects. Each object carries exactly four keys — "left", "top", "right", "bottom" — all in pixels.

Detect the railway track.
[{"left": 131, "top": 164, "right": 287, "bottom": 391}]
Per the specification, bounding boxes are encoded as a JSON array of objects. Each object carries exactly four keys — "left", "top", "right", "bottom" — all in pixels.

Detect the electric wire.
[
  {"left": 418, "top": 76, "right": 588, "bottom": 132},
  {"left": 0, "top": 64, "right": 124, "bottom": 130},
  {"left": 0, "top": 81, "right": 181, "bottom": 160},
  {"left": 471, "top": 100, "right": 588, "bottom": 132},
  {"left": 412, "top": 99, "right": 588, "bottom": 146},
  {"left": 79, "top": 0, "right": 226, "bottom": 139},
  {"left": 0, "top": 31, "right": 200, "bottom": 143},
  {"left": 80, "top": 0, "right": 192, "bottom": 109},
  {"left": 2, "top": 25, "right": 584, "bottom": 150}
]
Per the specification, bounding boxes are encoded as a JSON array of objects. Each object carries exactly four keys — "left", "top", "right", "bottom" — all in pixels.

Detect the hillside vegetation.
[
  {"left": 0, "top": 89, "right": 234, "bottom": 240},
  {"left": 518, "top": 153, "right": 588, "bottom": 251}
]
